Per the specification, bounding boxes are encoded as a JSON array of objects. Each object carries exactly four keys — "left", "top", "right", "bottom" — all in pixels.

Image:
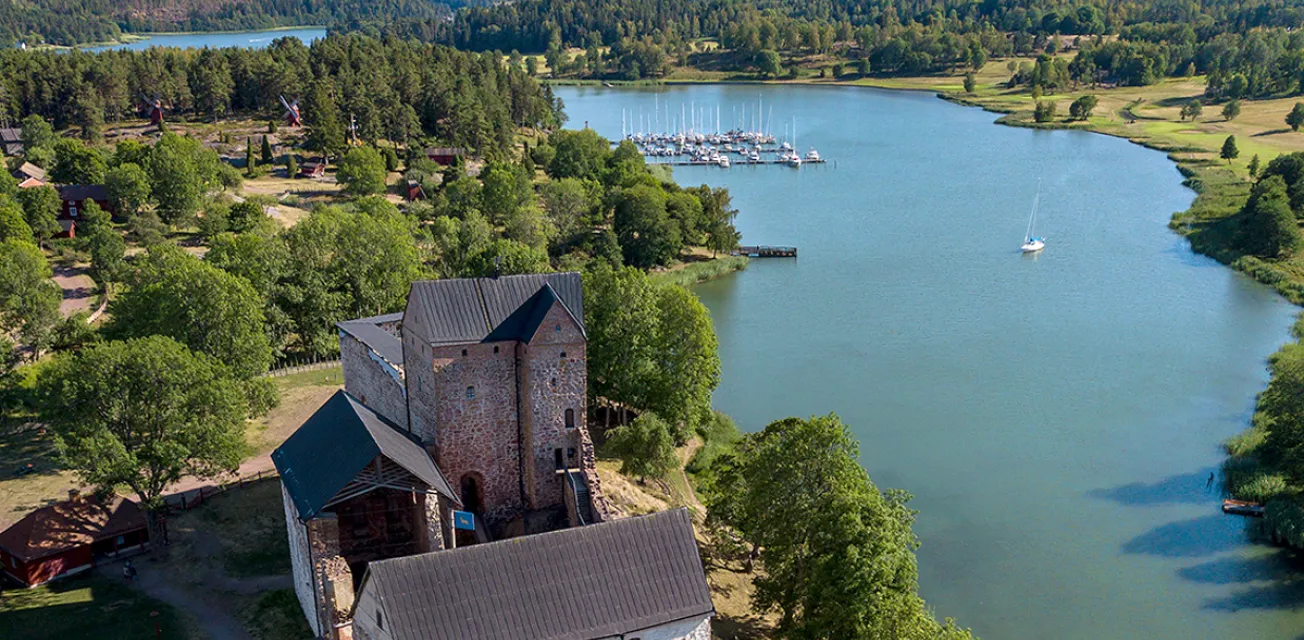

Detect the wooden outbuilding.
[
  {"left": 424, "top": 147, "right": 466, "bottom": 165},
  {"left": 299, "top": 162, "right": 326, "bottom": 179},
  {"left": 0, "top": 494, "right": 149, "bottom": 588}
]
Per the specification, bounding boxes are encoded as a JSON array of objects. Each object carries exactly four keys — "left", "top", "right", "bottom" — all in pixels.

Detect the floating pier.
[{"left": 735, "top": 245, "right": 798, "bottom": 258}]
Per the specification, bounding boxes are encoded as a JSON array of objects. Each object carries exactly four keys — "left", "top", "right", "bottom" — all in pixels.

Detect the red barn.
[
  {"left": 298, "top": 162, "right": 325, "bottom": 179},
  {"left": 0, "top": 494, "right": 149, "bottom": 588},
  {"left": 425, "top": 147, "right": 466, "bottom": 165},
  {"left": 54, "top": 184, "right": 112, "bottom": 238}
]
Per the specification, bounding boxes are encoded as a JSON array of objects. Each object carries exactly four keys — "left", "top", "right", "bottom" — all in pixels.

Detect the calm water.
[
  {"left": 84, "top": 28, "right": 325, "bottom": 52},
  {"left": 558, "top": 84, "right": 1304, "bottom": 639}
]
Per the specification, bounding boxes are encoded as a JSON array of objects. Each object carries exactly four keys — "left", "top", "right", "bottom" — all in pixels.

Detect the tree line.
[
  {"left": 0, "top": 0, "right": 461, "bottom": 48},
  {"left": 0, "top": 34, "right": 560, "bottom": 157}
]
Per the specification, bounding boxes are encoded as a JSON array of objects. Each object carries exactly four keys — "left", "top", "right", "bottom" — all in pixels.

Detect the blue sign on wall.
[{"left": 453, "top": 510, "right": 475, "bottom": 531}]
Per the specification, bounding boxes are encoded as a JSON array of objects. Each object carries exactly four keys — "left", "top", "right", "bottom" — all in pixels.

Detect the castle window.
[
  {"left": 565, "top": 409, "right": 575, "bottom": 429},
  {"left": 466, "top": 386, "right": 475, "bottom": 399},
  {"left": 551, "top": 377, "right": 557, "bottom": 387},
  {"left": 568, "top": 447, "right": 576, "bottom": 459},
  {"left": 554, "top": 448, "right": 564, "bottom": 469},
  {"left": 555, "top": 324, "right": 561, "bottom": 332},
  {"left": 493, "top": 345, "right": 499, "bottom": 354},
  {"left": 560, "top": 351, "right": 567, "bottom": 359},
  {"left": 461, "top": 349, "right": 468, "bottom": 357}
]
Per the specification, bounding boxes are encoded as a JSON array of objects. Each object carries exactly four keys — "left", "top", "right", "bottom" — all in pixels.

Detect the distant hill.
[{"left": 0, "top": 0, "right": 472, "bottom": 47}]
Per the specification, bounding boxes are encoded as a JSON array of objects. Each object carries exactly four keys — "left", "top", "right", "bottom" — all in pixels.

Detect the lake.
[
  {"left": 84, "top": 28, "right": 326, "bottom": 52},
  {"left": 557, "top": 84, "right": 1304, "bottom": 640}
]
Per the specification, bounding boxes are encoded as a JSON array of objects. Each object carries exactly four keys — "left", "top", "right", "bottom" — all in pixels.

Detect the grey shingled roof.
[
  {"left": 338, "top": 312, "right": 405, "bottom": 365},
  {"left": 0, "top": 128, "right": 21, "bottom": 156},
  {"left": 362, "top": 509, "right": 713, "bottom": 640},
  {"left": 273, "top": 390, "right": 456, "bottom": 520},
  {"left": 404, "top": 273, "right": 584, "bottom": 346}
]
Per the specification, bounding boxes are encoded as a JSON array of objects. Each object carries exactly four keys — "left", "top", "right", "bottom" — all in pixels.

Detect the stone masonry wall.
[
  {"left": 429, "top": 341, "right": 524, "bottom": 526},
  {"left": 522, "top": 302, "right": 588, "bottom": 509},
  {"left": 340, "top": 332, "right": 408, "bottom": 429},
  {"left": 403, "top": 331, "right": 439, "bottom": 444},
  {"left": 282, "top": 484, "right": 320, "bottom": 638}
]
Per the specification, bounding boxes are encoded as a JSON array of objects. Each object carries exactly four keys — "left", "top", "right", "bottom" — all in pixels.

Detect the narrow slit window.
[{"left": 565, "top": 409, "right": 575, "bottom": 429}]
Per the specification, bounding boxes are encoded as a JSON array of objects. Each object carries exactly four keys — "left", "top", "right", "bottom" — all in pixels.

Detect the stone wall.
[
  {"left": 282, "top": 484, "right": 320, "bottom": 638},
  {"left": 429, "top": 341, "right": 524, "bottom": 526},
  {"left": 340, "top": 332, "right": 408, "bottom": 429},
  {"left": 595, "top": 615, "right": 712, "bottom": 640},
  {"left": 521, "top": 302, "right": 588, "bottom": 509},
  {"left": 403, "top": 331, "right": 439, "bottom": 444}
]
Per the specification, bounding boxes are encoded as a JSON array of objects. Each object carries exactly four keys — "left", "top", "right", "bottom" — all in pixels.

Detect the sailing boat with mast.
[{"left": 1021, "top": 180, "right": 1045, "bottom": 253}]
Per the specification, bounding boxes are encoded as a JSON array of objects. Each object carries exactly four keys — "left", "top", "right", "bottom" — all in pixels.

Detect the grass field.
[{"left": 0, "top": 575, "right": 189, "bottom": 640}]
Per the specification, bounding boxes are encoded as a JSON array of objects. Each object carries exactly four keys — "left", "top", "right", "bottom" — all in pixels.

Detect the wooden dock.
[
  {"left": 650, "top": 159, "right": 828, "bottom": 167},
  {"left": 735, "top": 245, "right": 797, "bottom": 258}
]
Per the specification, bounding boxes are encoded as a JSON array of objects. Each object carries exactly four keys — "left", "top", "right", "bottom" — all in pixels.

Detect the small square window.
[
  {"left": 559, "top": 351, "right": 567, "bottom": 359},
  {"left": 466, "top": 386, "right": 475, "bottom": 399},
  {"left": 493, "top": 346, "right": 499, "bottom": 354},
  {"left": 461, "top": 349, "right": 468, "bottom": 357},
  {"left": 555, "top": 324, "right": 561, "bottom": 332}
]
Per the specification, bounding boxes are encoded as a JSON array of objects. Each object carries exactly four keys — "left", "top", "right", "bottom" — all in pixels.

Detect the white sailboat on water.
[{"left": 1021, "top": 180, "right": 1046, "bottom": 254}]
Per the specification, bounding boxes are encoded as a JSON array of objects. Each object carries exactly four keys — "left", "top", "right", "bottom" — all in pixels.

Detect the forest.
[
  {"left": 370, "top": 0, "right": 1304, "bottom": 98},
  {"left": 0, "top": 0, "right": 463, "bottom": 47},
  {"left": 0, "top": 34, "right": 560, "bottom": 156}
]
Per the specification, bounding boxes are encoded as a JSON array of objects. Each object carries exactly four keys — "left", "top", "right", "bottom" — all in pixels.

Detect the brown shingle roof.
[
  {"left": 361, "top": 509, "right": 714, "bottom": 640},
  {"left": 0, "top": 495, "right": 146, "bottom": 562}
]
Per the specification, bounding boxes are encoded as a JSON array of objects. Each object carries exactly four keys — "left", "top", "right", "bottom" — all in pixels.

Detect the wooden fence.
[
  {"left": 265, "top": 357, "right": 342, "bottom": 378},
  {"left": 163, "top": 469, "right": 279, "bottom": 512}
]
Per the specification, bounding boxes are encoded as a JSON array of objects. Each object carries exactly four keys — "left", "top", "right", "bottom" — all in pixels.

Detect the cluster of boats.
[{"left": 630, "top": 135, "right": 823, "bottom": 168}]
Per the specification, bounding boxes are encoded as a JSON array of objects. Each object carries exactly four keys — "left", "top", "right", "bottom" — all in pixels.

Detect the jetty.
[{"left": 735, "top": 245, "right": 797, "bottom": 258}]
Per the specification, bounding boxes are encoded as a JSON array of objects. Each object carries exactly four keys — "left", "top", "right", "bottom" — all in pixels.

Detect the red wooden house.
[
  {"left": 0, "top": 494, "right": 149, "bottom": 588},
  {"left": 425, "top": 147, "right": 466, "bottom": 165},
  {"left": 298, "top": 162, "right": 325, "bottom": 179},
  {"left": 54, "top": 184, "right": 112, "bottom": 238}
]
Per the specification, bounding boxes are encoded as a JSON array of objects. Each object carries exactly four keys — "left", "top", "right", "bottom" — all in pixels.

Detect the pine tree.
[
  {"left": 1221, "top": 135, "right": 1239, "bottom": 165},
  {"left": 245, "top": 137, "right": 255, "bottom": 177},
  {"left": 261, "top": 135, "right": 272, "bottom": 165},
  {"left": 1249, "top": 154, "right": 1262, "bottom": 178},
  {"left": 304, "top": 81, "right": 346, "bottom": 162},
  {"left": 286, "top": 154, "right": 298, "bottom": 179}
]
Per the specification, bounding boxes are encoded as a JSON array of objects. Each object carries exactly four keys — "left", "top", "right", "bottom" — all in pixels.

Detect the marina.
[{"left": 620, "top": 99, "right": 827, "bottom": 168}]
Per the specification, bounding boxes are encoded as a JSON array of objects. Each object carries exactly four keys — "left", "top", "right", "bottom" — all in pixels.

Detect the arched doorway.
[{"left": 460, "top": 475, "right": 482, "bottom": 514}]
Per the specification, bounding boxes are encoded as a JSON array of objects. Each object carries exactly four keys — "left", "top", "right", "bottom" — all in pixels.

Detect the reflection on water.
[{"left": 559, "top": 84, "right": 1304, "bottom": 640}]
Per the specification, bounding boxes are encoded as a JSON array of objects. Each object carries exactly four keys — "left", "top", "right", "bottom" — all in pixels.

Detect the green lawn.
[{"left": 0, "top": 575, "right": 188, "bottom": 640}]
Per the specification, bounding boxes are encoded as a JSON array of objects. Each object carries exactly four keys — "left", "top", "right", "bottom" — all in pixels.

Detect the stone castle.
[{"left": 274, "top": 272, "right": 626, "bottom": 639}]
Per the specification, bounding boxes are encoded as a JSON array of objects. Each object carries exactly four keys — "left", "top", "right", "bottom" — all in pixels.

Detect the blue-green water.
[
  {"left": 84, "top": 28, "right": 325, "bottom": 52},
  {"left": 557, "top": 84, "right": 1304, "bottom": 640}
]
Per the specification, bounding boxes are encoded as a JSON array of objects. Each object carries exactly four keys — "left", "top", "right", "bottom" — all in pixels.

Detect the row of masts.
[
  {"left": 621, "top": 96, "right": 778, "bottom": 142},
  {"left": 617, "top": 96, "right": 825, "bottom": 168}
]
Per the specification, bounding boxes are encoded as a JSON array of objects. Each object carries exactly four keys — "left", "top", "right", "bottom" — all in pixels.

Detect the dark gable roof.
[
  {"left": 273, "top": 390, "right": 455, "bottom": 520},
  {"left": 338, "top": 312, "right": 405, "bottom": 365},
  {"left": 363, "top": 509, "right": 713, "bottom": 640},
  {"left": 404, "top": 273, "right": 585, "bottom": 346},
  {"left": 0, "top": 495, "right": 146, "bottom": 562},
  {"left": 0, "top": 128, "right": 20, "bottom": 156},
  {"left": 56, "top": 184, "right": 108, "bottom": 202}
]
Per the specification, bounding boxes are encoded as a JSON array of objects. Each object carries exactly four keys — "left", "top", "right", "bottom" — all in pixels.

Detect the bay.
[
  {"left": 84, "top": 28, "right": 325, "bottom": 52},
  {"left": 557, "top": 84, "right": 1304, "bottom": 640}
]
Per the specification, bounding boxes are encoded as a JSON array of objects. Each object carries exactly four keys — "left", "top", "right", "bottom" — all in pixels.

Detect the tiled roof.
[
  {"left": 404, "top": 273, "right": 584, "bottom": 346},
  {"left": 362, "top": 509, "right": 713, "bottom": 640},
  {"left": 273, "top": 390, "right": 456, "bottom": 521},
  {"left": 0, "top": 495, "right": 146, "bottom": 562}
]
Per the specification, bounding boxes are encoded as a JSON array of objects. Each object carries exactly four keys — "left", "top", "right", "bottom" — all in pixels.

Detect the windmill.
[
  {"left": 280, "top": 95, "right": 302, "bottom": 127},
  {"left": 139, "top": 93, "right": 165, "bottom": 126}
]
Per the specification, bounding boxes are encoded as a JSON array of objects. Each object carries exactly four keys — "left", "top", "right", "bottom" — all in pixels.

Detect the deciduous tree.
[
  {"left": 707, "top": 414, "right": 973, "bottom": 639},
  {"left": 1221, "top": 135, "right": 1240, "bottom": 164},
  {"left": 1240, "top": 175, "right": 1301, "bottom": 258},
  {"left": 605, "top": 412, "right": 677, "bottom": 482},
  {"left": 105, "top": 246, "right": 273, "bottom": 378},
  {"left": 337, "top": 146, "right": 387, "bottom": 196},
  {"left": 37, "top": 336, "right": 248, "bottom": 521}
]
